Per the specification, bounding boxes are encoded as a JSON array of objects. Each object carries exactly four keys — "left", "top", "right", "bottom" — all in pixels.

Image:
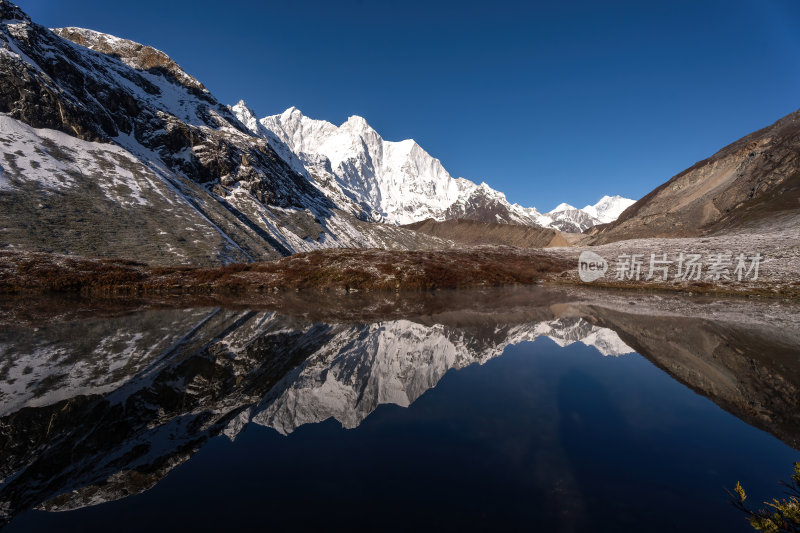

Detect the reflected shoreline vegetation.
[{"left": 1, "top": 286, "right": 799, "bottom": 532}]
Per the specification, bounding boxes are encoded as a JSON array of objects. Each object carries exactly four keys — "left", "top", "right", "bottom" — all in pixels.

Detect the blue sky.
[{"left": 16, "top": 0, "right": 800, "bottom": 210}]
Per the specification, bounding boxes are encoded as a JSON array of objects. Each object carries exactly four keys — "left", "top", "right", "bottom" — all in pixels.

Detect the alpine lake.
[{"left": 1, "top": 286, "right": 798, "bottom": 532}]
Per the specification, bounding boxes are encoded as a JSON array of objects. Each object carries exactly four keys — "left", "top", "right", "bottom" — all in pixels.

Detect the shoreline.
[{"left": 1, "top": 247, "right": 798, "bottom": 301}]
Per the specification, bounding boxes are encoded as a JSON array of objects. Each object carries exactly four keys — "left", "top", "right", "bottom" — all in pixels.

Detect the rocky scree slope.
[{"left": 402, "top": 218, "right": 570, "bottom": 248}]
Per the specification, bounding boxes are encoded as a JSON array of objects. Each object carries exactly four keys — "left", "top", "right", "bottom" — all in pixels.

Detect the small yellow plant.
[{"left": 732, "top": 463, "right": 800, "bottom": 532}]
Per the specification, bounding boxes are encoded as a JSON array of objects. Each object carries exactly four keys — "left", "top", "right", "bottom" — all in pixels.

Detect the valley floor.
[
  {"left": 2, "top": 224, "right": 799, "bottom": 299},
  {"left": 548, "top": 223, "right": 800, "bottom": 299}
]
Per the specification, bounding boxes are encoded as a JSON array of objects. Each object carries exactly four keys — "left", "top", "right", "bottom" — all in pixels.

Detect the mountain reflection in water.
[{"left": 0, "top": 287, "right": 798, "bottom": 532}]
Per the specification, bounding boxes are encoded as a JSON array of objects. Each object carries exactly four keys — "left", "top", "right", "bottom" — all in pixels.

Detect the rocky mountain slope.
[
  {"left": 0, "top": 2, "right": 449, "bottom": 264},
  {"left": 238, "top": 103, "right": 634, "bottom": 232},
  {"left": 402, "top": 218, "right": 569, "bottom": 248},
  {"left": 590, "top": 107, "right": 800, "bottom": 244}
]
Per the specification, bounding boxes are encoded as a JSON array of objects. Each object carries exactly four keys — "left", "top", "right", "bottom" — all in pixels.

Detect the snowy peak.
[
  {"left": 343, "top": 113, "right": 371, "bottom": 130},
  {"left": 279, "top": 105, "right": 305, "bottom": 124},
  {"left": 259, "top": 107, "right": 462, "bottom": 224},
  {"left": 231, "top": 100, "right": 260, "bottom": 134},
  {"left": 539, "top": 195, "right": 636, "bottom": 233},
  {"left": 551, "top": 202, "right": 576, "bottom": 213},
  {"left": 250, "top": 105, "right": 635, "bottom": 231},
  {"left": 583, "top": 195, "right": 636, "bottom": 224}
]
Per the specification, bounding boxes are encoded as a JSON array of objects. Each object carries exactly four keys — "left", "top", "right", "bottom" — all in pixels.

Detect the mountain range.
[
  {"left": 234, "top": 101, "right": 634, "bottom": 232},
  {"left": 0, "top": 1, "right": 634, "bottom": 266},
  {"left": 1, "top": 0, "right": 798, "bottom": 270}
]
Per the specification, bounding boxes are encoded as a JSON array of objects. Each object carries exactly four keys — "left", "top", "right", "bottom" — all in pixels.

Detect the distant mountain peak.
[
  {"left": 282, "top": 105, "right": 302, "bottom": 117},
  {"left": 582, "top": 195, "right": 636, "bottom": 224},
  {"left": 551, "top": 202, "right": 576, "bottom": 213},
  {"left": 252, "top": 106, "right": 634, "bottom": 230}
]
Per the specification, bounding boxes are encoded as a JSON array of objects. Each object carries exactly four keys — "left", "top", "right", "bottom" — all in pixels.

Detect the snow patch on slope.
[{"left": 0, "top": 114, "right": 151, "bottom": 205}]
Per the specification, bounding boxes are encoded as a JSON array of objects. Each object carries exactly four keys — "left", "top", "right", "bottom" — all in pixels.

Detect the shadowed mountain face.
[
  {"left": 0, "top": 288, "right": 798, "bottom": 527},
  {"left": 591, "top": 107, "right": 800, "bottom": 244}
]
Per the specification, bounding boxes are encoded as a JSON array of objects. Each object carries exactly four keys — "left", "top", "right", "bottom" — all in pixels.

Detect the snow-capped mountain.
[
  {"left": 235, "top": 103, "right": 634, "bottom": 231},
  {"left": 582, "top": 195, "right": 636, "bottom": 224},
  {"left": 0, "top": 3, "right": 450, "bottom": 265},
  {"left": 0, "top": 0, "right": 633, "bottom": 269},
  {"left": 242, "top": 103, "right": 548, "bottom": 226},
  {"left": 541, "top": 195, "right": 637, "bottom": 233}
]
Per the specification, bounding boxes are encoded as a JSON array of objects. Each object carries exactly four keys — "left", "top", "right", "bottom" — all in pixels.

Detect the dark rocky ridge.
[{"left": 0, "top": 6, "right": 321, "bottom": 205}]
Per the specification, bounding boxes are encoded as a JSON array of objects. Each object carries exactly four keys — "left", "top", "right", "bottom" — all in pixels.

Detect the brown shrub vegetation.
[{"left": 0, "top": 248, "right": 572, "bottom": 296}]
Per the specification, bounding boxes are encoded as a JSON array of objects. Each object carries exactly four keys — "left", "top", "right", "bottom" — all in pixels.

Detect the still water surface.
[{"left": 1, "top": 289, "right": 798, "bottom": 532}]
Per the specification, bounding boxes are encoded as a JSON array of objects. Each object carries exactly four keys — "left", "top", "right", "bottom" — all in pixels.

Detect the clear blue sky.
[{"left": 15, "top": 0, "right": 800, "bottom": 210}]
